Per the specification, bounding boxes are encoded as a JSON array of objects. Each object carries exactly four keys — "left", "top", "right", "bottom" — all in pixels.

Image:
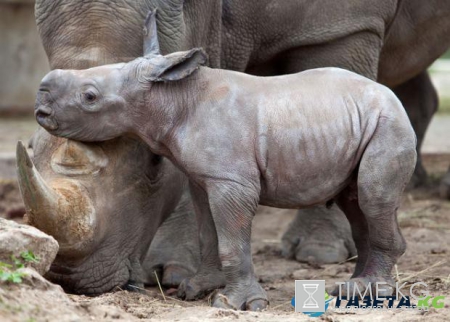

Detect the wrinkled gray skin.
[
  {"left": 34, "top": 12, "right": 417, "bottom": 309},
  {"left": 29, "top": 0, "right": 450, "bottom": 295},
  {"left": 17, "top": 129, "right": 189, "bottom": 294}
]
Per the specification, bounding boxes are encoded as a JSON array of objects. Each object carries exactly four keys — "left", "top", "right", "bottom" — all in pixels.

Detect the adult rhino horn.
[
  {"left": 17, "top": 140, "right": 59, "bottom": 223},
  {"left": 16, "top": 141, "right": 96, "bottom": 251},
  {"left": 143, "top": 9, "right": 160, "bottom": 56}
]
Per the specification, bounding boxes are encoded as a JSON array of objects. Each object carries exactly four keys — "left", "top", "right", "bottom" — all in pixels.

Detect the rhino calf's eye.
[{"left": 84, "top": 92, "right": 97, "bottom": 103}]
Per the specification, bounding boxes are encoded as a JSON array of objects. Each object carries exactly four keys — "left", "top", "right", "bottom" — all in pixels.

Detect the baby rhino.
[{"left": 36, "top": 11, "right": 416, "bottom": 311}]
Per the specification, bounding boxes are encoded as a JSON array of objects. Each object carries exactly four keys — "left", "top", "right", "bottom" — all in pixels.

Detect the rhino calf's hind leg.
[
  {"left": 334, "top": 181, "right": 369, "bottom": 279},
  {"left": 335, "top": 115, "right": 416, "bottom": 297}
]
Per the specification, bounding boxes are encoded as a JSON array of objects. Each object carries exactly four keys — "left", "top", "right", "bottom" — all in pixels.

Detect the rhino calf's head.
[{"left": 36, "top": 10, "right": 207, "bottom": 145}]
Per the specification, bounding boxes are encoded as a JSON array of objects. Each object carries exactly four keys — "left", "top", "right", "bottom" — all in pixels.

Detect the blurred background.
[
  {"left": 0, "top": 0, "right": 449, "bottom": 216},
  {"left": 0, "top": 0, "right": 49, "bottom": 117}
]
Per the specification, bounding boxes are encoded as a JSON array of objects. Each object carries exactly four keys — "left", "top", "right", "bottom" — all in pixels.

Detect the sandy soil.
[{"left": 0, "top": 153, "right": 449, "bottom": 321}]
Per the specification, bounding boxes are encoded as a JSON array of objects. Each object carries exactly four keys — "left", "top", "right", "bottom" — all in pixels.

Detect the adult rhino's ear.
[
  {"left": 151, "top": 48, "right": 208, "bottom": 82},
  {"left": 143, "top": 9, "right": 160, "bottom": 56}
]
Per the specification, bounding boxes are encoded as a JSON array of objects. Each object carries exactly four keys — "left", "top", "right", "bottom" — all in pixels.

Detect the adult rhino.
[{"left": 22, "top": 0, "right": 450, "bottom": 296}]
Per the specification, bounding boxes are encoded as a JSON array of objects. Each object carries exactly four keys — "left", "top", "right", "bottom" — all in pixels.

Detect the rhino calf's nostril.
[
  {"left": 35, "top": 105, "right": 53, "bottom": 117},
  {"left": 35, "top": 106, "right": 59, "bottom": 131}
]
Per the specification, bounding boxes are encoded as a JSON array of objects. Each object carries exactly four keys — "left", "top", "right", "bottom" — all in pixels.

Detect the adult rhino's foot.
[
  {"left": 330, "top": 276, "right": 395, "bottom": 297},
  {"left": 143, "top": 192, "right": 201, "bottom": 288},
  {"left": 162, "top": 264, "right": 195, "bottom": 287},
  {"left": 211, "top": 278, "right": 268, "bottom": 311},
  {"left": 281, "top": 205, "right": 356, "bottom": 264},
  {"left": 439, "top": 168, "right": 450, "bottom": 199},
  {"left": 177, "top": 267, "right": 226, "bottom": 300},
  {"left": 147, "top": 263, "right": 196, "bottom": 288},
  {"left": 144, "top": 236, "right": 199, "bottom": 288}
]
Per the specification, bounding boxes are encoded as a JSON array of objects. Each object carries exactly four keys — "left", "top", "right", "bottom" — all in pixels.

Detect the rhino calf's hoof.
[{"left": 210, "top": 279, "right": 269, "bottom": 311}]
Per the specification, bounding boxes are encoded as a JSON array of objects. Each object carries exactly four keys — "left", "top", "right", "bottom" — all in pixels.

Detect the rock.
[
  {"left": 16, "top": 267, "right": 63, "bottom": 291},
  {"left": 0, "top": 218, "right": 58, "bottom": 275}
]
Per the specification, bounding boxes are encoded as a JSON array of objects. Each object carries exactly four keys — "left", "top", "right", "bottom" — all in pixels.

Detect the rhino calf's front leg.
[
  {"left": 198, "top": 181, "right": 268, "bottom": 310},
  {"left": 177, "top": 182, "right": 225, "bottom": 300}
]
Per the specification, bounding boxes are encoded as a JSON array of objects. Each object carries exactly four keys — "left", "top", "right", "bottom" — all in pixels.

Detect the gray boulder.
[{"left": 0, "top": 218, "right": 58, "bottom": 275}]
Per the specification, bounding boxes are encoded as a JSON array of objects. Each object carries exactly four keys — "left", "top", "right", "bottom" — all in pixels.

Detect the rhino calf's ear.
[{"left": 153, "top": 48, "right": 208, "bottom": 82}]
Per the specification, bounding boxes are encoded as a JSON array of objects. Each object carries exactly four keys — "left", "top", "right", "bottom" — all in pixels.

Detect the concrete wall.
[{"left": 0, "top": 0, "right": 49, "bottom": 116}]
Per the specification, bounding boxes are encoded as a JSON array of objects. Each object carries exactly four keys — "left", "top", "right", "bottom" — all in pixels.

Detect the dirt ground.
[{"left": 0, "top": 153, "right": 448, "bottom": 321}]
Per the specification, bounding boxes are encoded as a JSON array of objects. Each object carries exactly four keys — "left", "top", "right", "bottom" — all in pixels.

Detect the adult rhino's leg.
[
  {"left": 143, "top": 191, "right": 200, "bottom": 288},
  {"left": 440, "top": 167, "right": 450, "bottom": 199},
  {"left": 282, "top": 206, "right": 356, "bottom": 264},
  {"left": 392, "top": 71, "right": 438, "bottom": 188}
]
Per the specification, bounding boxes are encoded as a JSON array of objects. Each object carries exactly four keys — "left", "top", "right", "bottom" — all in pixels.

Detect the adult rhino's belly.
[{"left": 258, "top": 122, "right": 367, "bottom": 208}]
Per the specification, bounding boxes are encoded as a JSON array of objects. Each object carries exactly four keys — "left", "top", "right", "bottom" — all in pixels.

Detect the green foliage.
[
  {"left": 0, "top": 262, "right": 13, "bottom": 269},
  {"left": 20, "top": 251, "right": 39, "bottom": 264},
  {"left": 0, "top": 270, "right": 26, "bottom": 284},
  {"left": 11, "top": 256, "right": 24, "bottom": 269},
  {"left": 0, "top": 250, "right": 39, "bottom": 284}
]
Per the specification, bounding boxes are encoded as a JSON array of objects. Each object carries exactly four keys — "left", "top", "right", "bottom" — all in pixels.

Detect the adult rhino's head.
[
  {"left": 17, "top": 129, "right": 186, "bottom": 294},
  {"left": 34, "top": 10, "right": 207, "bottom": 143}
]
